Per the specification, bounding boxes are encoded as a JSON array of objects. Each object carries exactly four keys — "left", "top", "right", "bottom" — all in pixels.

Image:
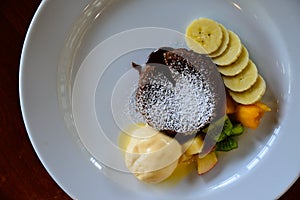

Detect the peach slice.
[{"left": 197, "top": 151, "right": 218, "bottom": 175}]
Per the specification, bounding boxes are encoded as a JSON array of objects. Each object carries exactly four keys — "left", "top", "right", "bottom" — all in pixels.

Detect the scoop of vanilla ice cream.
[{"left": 125, "top": 125, "right": 182, "bottom": 183}]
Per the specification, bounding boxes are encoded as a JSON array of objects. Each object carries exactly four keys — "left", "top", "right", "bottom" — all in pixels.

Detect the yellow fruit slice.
[
  {"left": 182, "top": 136, "right": 204, "bottom": 155},
  {"left": 209, "top": 24, "right": 229, "bottom": 58},
  {"left": 217, "top": 46, "right": 249, "bottom": 76},
  {"left": 186, "top": 18, "right": 223, "bottom": 54},
  {"left": 235, "top": 102, "right": 271, "bottom": 129},
  {"left": 213, "top": 30, "right": 242, "bottom": 66},
  {"left": 197, "top": 151, "right": 218, "bottom": 175},
  {"left": 229, "top": 75, "right": 266, "bottom": 105},
  {"left": 223, "top": 60, "right": 258, "bottom": 92},
  {"left": 179, "top": 153, "right": 195, "bottom": 164}
]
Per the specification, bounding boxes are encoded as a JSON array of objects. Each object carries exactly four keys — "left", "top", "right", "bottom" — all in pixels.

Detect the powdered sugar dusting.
[{"left": 135, "top": 48, "right": 219, "bottom": 134}]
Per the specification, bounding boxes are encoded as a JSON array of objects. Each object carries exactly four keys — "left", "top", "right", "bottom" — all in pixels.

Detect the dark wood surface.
[{"left": 0, "top": 0, "right": 298, "bottom": 199}]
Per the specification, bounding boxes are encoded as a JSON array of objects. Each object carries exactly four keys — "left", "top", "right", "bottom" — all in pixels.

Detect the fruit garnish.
[
  {"left": 212, "top": 30, "right": 243, "bottom": 66},
  {"left": 209, "top": 24, "right": 230, "bottom": 57},
  {"left": 229, "top": 75, "right": 266, "bottom": 105},
  {"left": 217, "top": 46, "right": 249, "bottom": 76},
  {"left": 235, "top": 101, "right": 271, "bottom": 129},
  {"left": 222, "top": 60, "right": 258, "bottom": 92},
  {"left": 226, "top": 93, "right": 236, "bottom": 114},
  {"left": 197, "top": 151, "right": 218, "bottom": 175},
  {"left": 183, "top": 136, "right": 204, "bottom": 155},
  {"left": 186, "top": 18, "right": 223, "bottom": 54},
  {"left": 216, "top": 137, "right": 238, "bottom": 151}
]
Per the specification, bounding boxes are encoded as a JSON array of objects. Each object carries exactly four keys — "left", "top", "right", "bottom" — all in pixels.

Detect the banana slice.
[
  {"left": 229, "top": 75, "right": 266, "bottom": 105},
  {"left": 209, "top": 24, "right": 229, "bottom": 58},
  {"left": 217, "top": 46, "right": 249, "bottom": 76},
  {"left": 223, "top": 60, "right": 258, "bottom": 92},
  {"left": 213, "top": 30, "right": 242, "bottom": 66},
  {"left": 186, "top": 18, "right": 223, "bottom": 54}
]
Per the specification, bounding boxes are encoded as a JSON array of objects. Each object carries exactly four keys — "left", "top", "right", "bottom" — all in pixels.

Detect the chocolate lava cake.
[{"left": 132, "top": 47, "right": 225, "bottom": 135}]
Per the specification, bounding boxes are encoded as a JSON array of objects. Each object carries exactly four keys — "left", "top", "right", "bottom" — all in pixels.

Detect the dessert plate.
[{"left": 20, "top": 0, "right": 300, "bottom": 199}]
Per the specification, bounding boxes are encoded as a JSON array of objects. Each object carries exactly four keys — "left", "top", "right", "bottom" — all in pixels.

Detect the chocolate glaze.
[
  {"left": 146, "top": 47, "right": 174, "bottom": 64},
  {"left": 132, "top": 47, "right": 176, "bottom": 86}
]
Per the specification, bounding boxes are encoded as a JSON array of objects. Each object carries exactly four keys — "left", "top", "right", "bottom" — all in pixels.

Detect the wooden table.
[{"left": 0, "top": 0, "right": 298, "bottom": 199}]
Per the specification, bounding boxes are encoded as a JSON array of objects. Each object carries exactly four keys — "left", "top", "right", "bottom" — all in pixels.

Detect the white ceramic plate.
[{"left": 20, "top": 0, "right": 300, "bottom": 199}]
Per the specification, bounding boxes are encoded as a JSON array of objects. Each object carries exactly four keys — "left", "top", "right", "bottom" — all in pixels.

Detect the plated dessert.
[{"left": 120, "top": 18, "right": 271, "bottom": 184}]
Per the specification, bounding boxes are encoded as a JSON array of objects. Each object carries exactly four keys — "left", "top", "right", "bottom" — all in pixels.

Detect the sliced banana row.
[{"left": 185, "top": 18, "right": 266, "bottom": 105}]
